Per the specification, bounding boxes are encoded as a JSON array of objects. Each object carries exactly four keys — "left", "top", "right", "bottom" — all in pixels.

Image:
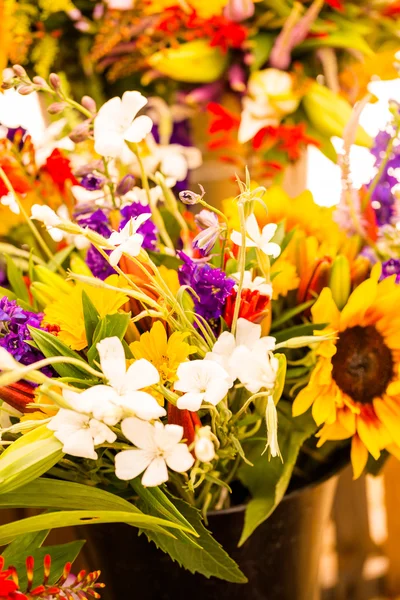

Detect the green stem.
[
  {"left": 102, "top": 158, "right": 117, "bottom": 208},
  {"left": 231, "top": 203, "right": 247, "bottom": 336}
]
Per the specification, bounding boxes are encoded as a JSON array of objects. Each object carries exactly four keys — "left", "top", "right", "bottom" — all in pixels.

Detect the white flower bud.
[
  {"left": 31, "top": 205, "right": 62, "bottom": 227},
  {"left": 194, "top": 427, "right": 216, "bottom": 462}
]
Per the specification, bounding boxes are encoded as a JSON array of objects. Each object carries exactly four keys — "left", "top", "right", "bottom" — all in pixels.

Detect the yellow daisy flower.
[
  {"left": 130, "top": 321, "right": 196, "bottom": 384},
  {"left": 43, "top": 274, "right": 128, "bottom": 350},
  {"left": 293, "top": 266, "right": 400, "bottom": 478}
]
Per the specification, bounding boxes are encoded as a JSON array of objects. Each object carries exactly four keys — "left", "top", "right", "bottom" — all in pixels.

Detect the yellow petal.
[
  {"left": 351, "top": 434, "right": 369, "bottom": 480},
  {"left": 373, "top": 397, "right": 400, "bottom": 443},
  {"left": 356, "top": 414, "right": 381, "bottom": 460},
  {"left": 311, "top": 287, "right": 340, "bottom": 329},
  {"left": 292, "top": 385, "right": 317, "bottom": 417},
  {"left": 316, "top": 421, "right": 352, "bottom": 445},
  {"left": 312, "top": 390, "right": 336, "bottom": 426},
  {"left": 339, "top": 277, "right": 378, "bottom": 331}
]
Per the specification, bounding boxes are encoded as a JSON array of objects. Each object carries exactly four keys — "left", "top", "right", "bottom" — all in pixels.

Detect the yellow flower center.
[{"left": 331, "top": 325, "right": 394, "bottom": 405}]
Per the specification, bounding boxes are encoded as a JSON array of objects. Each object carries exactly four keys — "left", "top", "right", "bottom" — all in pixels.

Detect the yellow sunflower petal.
[
  {"left": 311, "top": 287, "right": 340, "bottom": 329},
  {"left": 338, "top": 406, "right": 356, "bottom": 434},
  {"left": 356, "top": 413, "right": 382, "bottom": 460},
  {"left": 292, "top": 385, "right": 317, "bottom": 417},
  {"left": 386, "top": 443, "right": 400, "bottom": 462},
  {"left": 316, "top": 421, "right": 352, "bottom": 446},
  {"left": 312, "top": 389, "right": 336, "bottom": 426},
  {"left": 339, "top": 277, "right": 378, "bottom": 331},
  {"left": 373, "top": 396, "right": 400, "bottom": 444},
  {"left": 351, "top": 434, "right": 369, "bottom": 480}
]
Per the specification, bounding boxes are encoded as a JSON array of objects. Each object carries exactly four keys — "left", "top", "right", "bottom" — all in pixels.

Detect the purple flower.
[
  {"left": 0, "top": 297, "right": 53, "bottom": 377},
  {"left": 381, "top": 258, "right": 400, "bottom": 283},
  {"left": 80, "top": 173, "right": 105, "bottom": 191},
  {"left": 120, "top": 203, "right": 157, "bottom": 251},
  {"left": 78, "top": 210, "right": 115, "bottom": 280},
  {"left": 178, "top": 252, "right": 235, "bottom": 323},
  {"left": 193, "top": 210, "right": 222, "bottom": 256}
]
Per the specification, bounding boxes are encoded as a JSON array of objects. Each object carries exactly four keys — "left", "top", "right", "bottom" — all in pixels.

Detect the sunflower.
[{"left": 293, "top": 265, "right": 400, "bottom": 478}]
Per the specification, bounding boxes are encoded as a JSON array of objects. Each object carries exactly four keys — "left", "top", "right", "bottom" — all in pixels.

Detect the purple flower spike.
[
  {"left": 81, "top": 173, "right": 105, "bottom": 191},
  {"left": 381, "top": 258, "right": 400, "bottom": 283}
]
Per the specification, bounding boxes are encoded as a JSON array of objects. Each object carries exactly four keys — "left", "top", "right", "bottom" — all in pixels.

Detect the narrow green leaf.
[
  {"left": 0, "top": 479, "right": 142, "bottom": 513},
  {"left": 6, "top": 255, "right": 29, "bottom": 304},
  {"left": 29, "top": 327, "right": 89, "bottom": 379},
  {"left": 81, "top": 291, "right": 100, "bottom": 347},
  {"left": 0, "top": 286, "right": 16, "bottom": 301},
  {"left": 147, "top": 250, "right": 181, "bottom": 270},
  {"left": 143, "top": 498, "right": 247, "bottom": 583},
  {"left": 2, "top": 530, "right": 50, "bottom": 563},
  {"left": 271, "top": 300, "right": 315, "bottom": 330},
  {"left": 238, "top": 402, "right": 317, "bottom": 545},
  {"left": 0, "top": 510, "right": 195, "bottom": 546},
  {"left": 87, "top": 312, "right": 131, "bottom": 366},
  {"left": 0, "top": 425, "right": 63, "bottom": 495},
  {"left": 46, "top": 245, "right": 73, "bottom": 272},
  {"left": 250, "top": 32, "right": 274, "bottom": 71}
]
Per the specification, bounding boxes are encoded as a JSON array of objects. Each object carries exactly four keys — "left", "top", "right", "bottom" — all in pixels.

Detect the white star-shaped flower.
[
  {"left": 108, "top": 213, "right": 151, "bottom": 266},
  {"left": 174, "top": 360, "right": 231, "bottom": 412},
  {"left": 94, "top": 91, "right": 153, "bottom": 158},
  {"left": 115, "top": 417, "right": 195, "bottom": 486},
  {"left": 231, "top": 214, "right": 281, "bottom": 258}
]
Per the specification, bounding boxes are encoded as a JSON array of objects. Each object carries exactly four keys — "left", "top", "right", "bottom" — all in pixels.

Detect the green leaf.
[
  {"left": 2, "top": 530, "right": 50, "bottom": 563},
  {"left": 0, "top": 426, "right": 63, "bottom": 495},
  {"left": 0, "top": 286, "right": 16, "bottom": 301},
  {"left": 147, "top": 250, "right": 181, "bottom": 270},
  {"left": 29, "top": 327, "right": 89, "bottom": 379},
  {"left": 271, "top": 300, "right": 315, "bottom": 330},
  {"left": 0, "top": 479, "right": 142, "bottom": 513},
  {"left": 46, "top": 245, "right": 74, "bottom": 272},
  {"left": 273, "top": 322, "right": 326, "bottom": 344},
  {"left": 0, "top": 509, "right": 194, "bottom": 546},
  {"left": 81, "top": 291, "right": 100, "bottom": 347},
  {"left": 87, "top": 312, "right": 131, "bottom": 366},
  {"left": 142, "top": 497, "right": 247, "bottom": 583},
  {"left": 295, "top": 31, "right": 374, "bottom": 56},
  {"left": 250, "top": 33, "right": 274, "bottom": 71},
  {"left": 6, "top": 255, "right": 29, "bottom": 304},
  {"left": 238, "top": 402, "right": 317, "bottom": 546}
]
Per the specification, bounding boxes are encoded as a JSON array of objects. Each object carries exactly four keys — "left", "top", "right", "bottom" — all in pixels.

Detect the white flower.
[
  {"left": 1, "top": 193, "right": 19, "bottom": 215},
  {"left": 206, "top": 318, "right": 275, "bottom": 385},
  {"left": 231, "top": 214, "right": 281, "bottom": 258},
  {"left": 115, "top": 417, "right": 195, "bottom": 486},
  {"left": 238, "top": 69, "right": 299, "bottom": 143},
  {"left": 48, "top": 204, "right": 89, "bottom": 250},
  {"left": 48, "top": 409, "right": 116, "bottom": 460},
  {"left": 108, "top": 214, "right": 151, "bottom": 266},
  {"left": 174, "top": 360, "right": 231, "bottom": 412},
  {"left": 71, "top": 185, "right": 105, "bottom": 208},
  {"left": 229, "top": 346, "right": 279, "bottom": 394},
  {"left": 34, "top": 119, "right": 75, "bottom": 166},
  {"left": 122, "top": 185, "right": 163, "bottom": 206},
  {"left": 31, "top": 204, "right": 62, "bottom": 227},
  {"left": 94, "top": 91, "right": 153, "bottom": 158},
  {"left": 139, "top": 136, "right": 202, "bottom": 183},
  {"left": 231, "top": 271, "right": 273, "bottom": 297},
  {"left": 194, "top": 426, "right": 215, "bottom": 462},
  {"left": 62, "top": 337, "right": 165, "bottom": 424}
]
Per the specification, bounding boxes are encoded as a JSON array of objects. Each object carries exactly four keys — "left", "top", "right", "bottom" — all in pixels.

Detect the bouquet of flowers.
[
  {"left": 0, "top": 67, "right": 400, "bottom": 582},
  {"left": 3, "top": 0, "right": 399, "bottom": 179}
]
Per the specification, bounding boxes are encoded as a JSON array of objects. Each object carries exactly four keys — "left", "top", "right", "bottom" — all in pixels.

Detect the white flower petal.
[
  {"left": 245, "top": 214, "right": 261, "bottom": 243},
  {"left": 262, "top": 242, "right": 281, "bottom": 258},
  {"left": 154, "top": 423, "right": 183, "bottom": 451},
  {"left": 59, "top": 428, "right": 98, "bottom": 460},
  {"left": 121, "top": 417, "right": 156, "bottom": 450},
  {"left": 141, "top": 457, "right": 169, "bottom": 487},
  {"left": 89, "top": 419, "right": 117, "bottom": 445},
  {"left": 115, "top": 449, "right": 152, "bottom": 481},
  {"left": 97, "top": 337, "right": 127, "bottom": 390},
  {"left": 261, "top": 222, "right": 278, "bottom": 243},
  {"left": 118, "top": 391, "right": 166, "bottom": 421},
  {"left": 165, "top": 444, "right": 195, "bottom": 473},
  {"left": 109, "top": 247, "right": 122, "bottom": 267},
  {"left": 125, "top": 359, "right": 160, "bottom": 391},
  {"left": 121, "top": 91, "right": 148, "bottom": 125},
  {"left": 124, "top": 115, "right": 153, "bottom": 143},
  {"left": 235, "top": 318, "right": 262, "bottom": 348},
  {"left": 204, "top": 378, "right": 229, "bottom": 406},
  {"left": 121, "top": 233, "right": 144, "bottom": 258},
  {"left": 177, "top": 392, "right": 204, "bottom": 412}
]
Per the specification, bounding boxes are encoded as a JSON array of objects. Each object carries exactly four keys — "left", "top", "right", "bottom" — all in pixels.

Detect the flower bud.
[
  {"left": 194, "top": 427, "right": 215, "bottom": 462},
  {"left": 32, "top": 76, "right": 47, "bottom": 87},
  {"left": 329, "top": 255, "right": 351, "bottom": 310},
  {"left": 17, "top": 85, "right": 35, "bottom": 95},
  {"left": 224, "top": 0, "right": 254, "bottom": 22},
  {"left": 47, "top": 102, "right": 67, "bottom": 115},
  {"left": 116, "top": 174, "right": 135, "bottom": 196},
  {"left": 69, "top": 121, "right": 90, "bottom": 143},
  {"left": 179, "top": 184, "right": 205, "bottom": 206},
  {"left": 81, "top": 95, "right": 97, "bottom": 113},
  {"left": 1, "top": 80, "right": 14, "bottom": 90},
  {"left": 12, "top": 64, "right": 27, "bottom": 77},
  {"left": 49, "top": 73, "right": 62, "bottom": 91}
]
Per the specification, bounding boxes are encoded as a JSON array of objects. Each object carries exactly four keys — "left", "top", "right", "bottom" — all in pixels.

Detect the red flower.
[
  {"left": 252, "top": 123, "right": 319, "bottom": 160},
  {"left": 0, "top": 557, "right": 27, "bottom": 600},
  {"left": 168, "top": 403, "right": 201, "bottom": 448},
  {"left": 383, "top": 1, "right": 400, "bottom": 16},
  {"left": 207, "top": 103, "right": 240, "bottom": 134},
  {"left": 0, "top": 157, "right": 31, "bottom": 199},
  {"left": 223, "top": 288, "right": 271, "bottom": 328},
  {"left": 41, "top": 149, "right": 78, "bottom": 193},
  {"left": 0, "top": 382, "right": 35, "bottom": 414},
  {"left": 324, "top": 0, "right": 344, "bottom": 10}
]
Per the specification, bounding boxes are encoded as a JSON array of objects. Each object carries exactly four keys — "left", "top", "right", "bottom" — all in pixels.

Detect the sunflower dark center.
[{"left": 331, "top": 325, "right": 394, "bottom": 405}]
